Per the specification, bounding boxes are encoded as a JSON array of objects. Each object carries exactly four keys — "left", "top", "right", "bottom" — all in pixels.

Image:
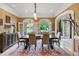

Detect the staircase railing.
[{"left": 69, "top": 14, "right": 79, "bottom": 35}]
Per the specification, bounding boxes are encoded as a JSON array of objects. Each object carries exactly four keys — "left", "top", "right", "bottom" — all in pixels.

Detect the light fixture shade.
[{"left": 34, "top": 13, "right": 37, "bottom": 20}]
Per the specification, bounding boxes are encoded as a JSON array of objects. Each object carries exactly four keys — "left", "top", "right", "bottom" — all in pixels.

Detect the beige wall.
[
  {"left": 0, "top": 8, "right": 18, "bottom": 31},
  {"left": 17, "top": 17, "right": 55, "bottom": 31}
]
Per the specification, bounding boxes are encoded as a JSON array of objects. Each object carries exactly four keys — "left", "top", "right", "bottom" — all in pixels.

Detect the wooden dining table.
[{"left": 24, "top": 34, "right": 54, "bottom": 49}]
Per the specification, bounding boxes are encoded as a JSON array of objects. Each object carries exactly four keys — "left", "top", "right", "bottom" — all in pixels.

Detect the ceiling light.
[
  {"left": 34, "top": 3, "right": 37, "bottom": 20},
  {"left": 34, "top": 13, "right": 37, "bottom": 20}
]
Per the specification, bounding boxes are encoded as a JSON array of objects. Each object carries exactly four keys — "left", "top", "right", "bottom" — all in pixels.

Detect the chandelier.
[{"left": 34, "top": 3, "right": 37, "bottom": 20}]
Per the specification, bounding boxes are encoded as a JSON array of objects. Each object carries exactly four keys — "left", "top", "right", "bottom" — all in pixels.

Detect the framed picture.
[
  {"left": 0, "top": 19, "right": 3, "bottom": 25},
  {"left": 6, "top": 16, "right": 11, "bottom": 23}
]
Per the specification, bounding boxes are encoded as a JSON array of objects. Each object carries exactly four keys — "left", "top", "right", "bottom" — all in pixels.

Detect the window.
[
  {"left": 23, "top": 19, "right": 33, "bottom": 35},
  {"left": 39, "top": 19, "right": 51, "bottom": 32}
]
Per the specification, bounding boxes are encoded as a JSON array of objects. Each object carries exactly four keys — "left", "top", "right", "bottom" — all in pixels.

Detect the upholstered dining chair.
[
  {"left": 52, "top": 32, "right": 61, "bottom": 47},
  {"left": 17, "top": 32, "right": 26, "bottom": 47},
  {"left": 29, "top": 33, "right": 36, "bottom": 50},
  {"left": 42, "top": 33, "right": 49, "bottom": 50}
]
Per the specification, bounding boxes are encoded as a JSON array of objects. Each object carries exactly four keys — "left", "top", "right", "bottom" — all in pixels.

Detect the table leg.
[
  {"left": 24, "top": 39, "right": 29, "bottom": 49},
  {"left": 49, "top": 39, "right": 54, "bottom": 49}
]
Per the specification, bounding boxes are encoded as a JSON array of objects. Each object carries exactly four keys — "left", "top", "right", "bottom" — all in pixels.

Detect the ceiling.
[{"left": 0, "top": 3, "right": 73, "bottom": 17}]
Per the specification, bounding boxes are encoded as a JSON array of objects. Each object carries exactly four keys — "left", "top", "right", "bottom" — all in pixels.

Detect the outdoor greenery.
[{"left": 39, "top": 21, "right": 49, "bottom": 30}]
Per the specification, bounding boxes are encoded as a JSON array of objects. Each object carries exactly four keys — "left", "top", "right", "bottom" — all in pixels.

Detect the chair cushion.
[{"left": 19, "top": 39, "right": 25, "bottom": 41}]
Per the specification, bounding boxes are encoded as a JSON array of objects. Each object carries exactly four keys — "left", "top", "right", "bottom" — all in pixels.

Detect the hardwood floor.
[{"left": 0, "top": 39, "right": 69, "bottom": 56}]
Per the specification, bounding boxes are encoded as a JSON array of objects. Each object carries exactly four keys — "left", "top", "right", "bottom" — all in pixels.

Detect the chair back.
[
  {"left": 56, "top": 32, "right": 60, "bottom": 38},
  {"left": 29, "top": 33, "right": 36, "bottom": 44},
  {"left": 42, "top": 33, "right": 49, "bottom": 44},
  {"left": 17, "top": 32, "right": 22, "bottom": 38},
  {"left": 56, "top": 32, "right": 61, "bottom": 40}
]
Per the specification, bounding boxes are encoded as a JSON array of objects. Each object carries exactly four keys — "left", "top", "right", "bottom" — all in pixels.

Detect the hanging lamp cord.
[{"left": 34, "top": 3, "right": 36, "bottom": 13}]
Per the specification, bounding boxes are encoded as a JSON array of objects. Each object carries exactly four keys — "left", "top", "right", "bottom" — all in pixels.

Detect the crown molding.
[{"left": 0, "top": 3, "right": 19, "bottom": 17}]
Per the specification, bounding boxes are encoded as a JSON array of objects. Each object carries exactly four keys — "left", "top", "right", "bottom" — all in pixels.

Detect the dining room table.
[{"left": 24, "top": 33, "right": 55, "bottom": 49}]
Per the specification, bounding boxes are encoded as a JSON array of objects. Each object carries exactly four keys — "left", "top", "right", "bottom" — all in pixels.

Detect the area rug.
[
  {"left": 0, "top": 40, "right": 68, "bottom": 56},
  {"left": 9, "top": 49, "right": 63, "bottom": 56}
]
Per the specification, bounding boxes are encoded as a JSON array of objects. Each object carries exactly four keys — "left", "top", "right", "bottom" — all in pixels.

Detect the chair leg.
[
  {"left": 48, "top": 44, "right": 49, "bottom": 50},
  {"left": 24, "top": 42, "right": 26, "bottom": 47},
  {"left": 29, "top": 45, "right": 30, "bottom": 51},
  {"left": 35, "top": 42, "right": 37, "bottom": 51},
  {"left": 52, "top": 41, "right": 54, "bottom": 47},
  {"left": 58, "top": 42, "right": 60, "bottom": 47},
  {"left": 42, "top": 43, "right": 43, "bottom": 51},
  {"left": 35, "top": 44, "right": 36, "bottom": 51},
  {"left": 18, "top": 42, "right": 19, "bottom": 47},
  {"left": 28, "top": 42, "right": 29, "bottom": 50}
]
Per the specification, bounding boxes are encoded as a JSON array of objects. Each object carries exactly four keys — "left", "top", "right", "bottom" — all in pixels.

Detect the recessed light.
[{"left": 11, "top": 4, "right": 17, "bottom": 8}]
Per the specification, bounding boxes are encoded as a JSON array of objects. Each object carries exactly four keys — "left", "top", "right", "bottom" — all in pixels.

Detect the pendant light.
[{"left": 34, "top": 3, "right": 37, "bottom": 20}]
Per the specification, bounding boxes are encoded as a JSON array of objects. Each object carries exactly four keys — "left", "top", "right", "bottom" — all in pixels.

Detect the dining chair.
[
  {"left": 17, "top": 32, "right": 26, "bottom": 47},
  {"left": 42, "top": 33, "right": 49, "bottom": 50},
  {"left": 29, "top": 33, "right": 36, "bottom": 50},
  {"left": 52, "top": 32, "right": 61, "bottom": 47}
]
